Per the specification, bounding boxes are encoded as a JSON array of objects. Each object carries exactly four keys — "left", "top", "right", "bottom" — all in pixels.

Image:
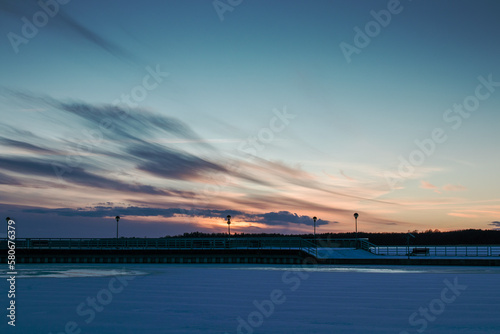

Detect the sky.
[{"left": 0, "top": 0, "right": 499, "bottom": 238}]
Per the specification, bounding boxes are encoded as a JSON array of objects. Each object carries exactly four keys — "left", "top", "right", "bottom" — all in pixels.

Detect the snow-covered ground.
[
  {"left": 314, "top": 248, "right": 500, "bottom": 260},
  {"left": 1, "top": 264, "right": 500, "bottom": 333},
  {"left": 315, "top": 248, "right": 381, "bottom": 258}
]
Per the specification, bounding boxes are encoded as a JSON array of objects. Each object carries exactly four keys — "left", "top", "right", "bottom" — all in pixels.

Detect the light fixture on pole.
[
  {"left": 353, "top": 213, "right": 359, "bottom": 248},
  {"left": 115, "top": 216, "right": 120, "bottom": 239},
  {"left": 407, "top": 231, "right": 415, "bottom": 260},
  {"left": 313, "top": 216, "right": 318, "bottom": 255},
  {"left": 227, "top": 215, "right": 231, "bottom": 236}
]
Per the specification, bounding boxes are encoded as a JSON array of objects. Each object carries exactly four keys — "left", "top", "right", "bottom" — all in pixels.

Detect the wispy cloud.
[
  {"left": 0, "top": 156, "right": 183, "bottom": 196},
  {"left": 0, "top": 136, "right": 58, "bottom": 154},
  {"left": 489, "top": 221, "right": 500, "bottom": 229},
  {"left": 128, "top": 143, "right": 225, "bottom": 181},
  {"left": 0, "top": 1, "right": 141, "bottom": 64},
  {"left": 55, "top": 101, "right": 204, "bottom": 143},
  {"left": 443, "top": 184, "right": 467, "bottom": 192},
  {"left": 0, "top": 171, "right": 22, "bottom": 186},
  {"left": 420, "top": 180, "right": 441, "bottom": 193},
  {"left": 448, "top": 212, "right": 477, "bottom": 218},
  {"left": 420, "top": 181, "right": 466, "bottom": 193},
  {"left": 340, "top": 170, "right": 355, "bottom": 181}
]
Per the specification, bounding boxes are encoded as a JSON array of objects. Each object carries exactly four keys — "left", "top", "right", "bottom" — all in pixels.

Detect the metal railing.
[
  {"left": 370, "top": 245, "right": 500, "bottom": 257},
  {"left": 0, "top": 237, "right": 318, "bottom": 254},
  {"left": 4, "top": 238, "right": 498, "bottom": 258},
  {"left": 305, "top": 238, "right": 377, "bottom": 251}
]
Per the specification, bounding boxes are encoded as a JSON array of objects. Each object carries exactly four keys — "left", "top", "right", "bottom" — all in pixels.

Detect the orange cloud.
[
  {"left": 447, "top": 212, "right": 477, "bottom": 218},
  {"left": 420, "top": 181, "right": 441, "bottom": 193},
  {"left": 443, "top": 184, "right": 467, "bottom": 192}
]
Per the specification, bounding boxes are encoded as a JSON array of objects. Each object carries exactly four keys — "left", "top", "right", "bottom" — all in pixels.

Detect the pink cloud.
[
  {"left": 420, "top": 181, "right": 441, "bottom": 193},
  {"left": 448, "top": 212, "right": 477, "bottom": 218},
  {"left": 340, "top": 170, "right": 355, "bottom": 181},
  {"left": 443, "top": 184, "right": 467, "bottom": 192}
]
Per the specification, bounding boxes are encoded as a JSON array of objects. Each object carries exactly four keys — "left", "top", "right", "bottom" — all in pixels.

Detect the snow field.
[{"left": 1, "top": 264, "right": 499, "bottom": 333}]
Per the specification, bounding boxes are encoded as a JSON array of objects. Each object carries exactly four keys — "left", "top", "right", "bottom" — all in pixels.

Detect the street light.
[
  {"left": 115, "top": 216, "right": 120, "bottom": 239},
  {"left": 227, "top": 215, "right": 231, "bottom": 236},
  {"left": 313, "top": 216, "right": 318, "bottom": 255},
  {"left": 407, "top": 231, "right": 415, "bottom": 260},
  {"left": 353, "top": 213, "right": 359, "bottom": 248}
]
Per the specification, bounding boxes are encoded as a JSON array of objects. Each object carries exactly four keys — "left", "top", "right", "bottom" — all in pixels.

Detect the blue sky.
[{"left": 1, "top": 0, "right": 499, "bottom": 237}]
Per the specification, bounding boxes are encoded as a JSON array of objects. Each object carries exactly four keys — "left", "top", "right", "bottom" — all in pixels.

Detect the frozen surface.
[
  {"left": 1, "top": 264, "right": 500, "bottom": 333},
  {"left": 314, "top": 248, "right": 500, "bottom": 260},
  {"left": 315, "top": 248, "right": 380, "bottom": 258}
]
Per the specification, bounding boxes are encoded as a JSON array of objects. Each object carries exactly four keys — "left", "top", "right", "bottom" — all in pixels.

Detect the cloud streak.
[
  {"left": 0, "top": 1, "right": 142, "bottom": 65},
  {"left": 0, "top": 171, "right": 22, "bottom": 186},
  {"left": 489, "top": 221, "right": 500, "bottom": 228},
  {"left": 128, "top": 143, "right": 225, "bottom": 181},
  {"left": 0, "top": 156, "right": 181, "bottom": 196},
  {"left": 0, "top": 136, "right": 58, "bottom": 154},
  {"left": 443, "top": 184, "right": 467, "bottom": 192}
]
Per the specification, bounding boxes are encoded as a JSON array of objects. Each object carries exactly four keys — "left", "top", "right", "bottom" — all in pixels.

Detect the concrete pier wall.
[
  {"left": 2, "top": 248, "right": 500, "bottom": 265},
  {"left": 2, "top": 249, "right": 310, "bottom": 265}
]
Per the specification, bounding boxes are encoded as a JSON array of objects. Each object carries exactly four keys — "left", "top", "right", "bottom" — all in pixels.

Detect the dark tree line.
[
  {"left": 166, "top": 229, "right": 500, "bottom": 245},
  {"left": 315, "top": 229, "right": 500, "bottom": 245}
]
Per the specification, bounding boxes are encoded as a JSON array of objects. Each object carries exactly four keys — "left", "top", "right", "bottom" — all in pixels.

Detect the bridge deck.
[{"left": 2, "top": 238, "right": 500, "bottom": 265}]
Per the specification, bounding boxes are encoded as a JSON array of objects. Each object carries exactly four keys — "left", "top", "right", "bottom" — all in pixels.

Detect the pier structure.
[{"left": 1, "top": 237, "right": 500, "bottom": 266}]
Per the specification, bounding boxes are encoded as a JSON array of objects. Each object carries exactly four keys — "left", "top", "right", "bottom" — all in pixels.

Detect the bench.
[{"left": 410, "top": 247, "right": 430, "bottom": 256}]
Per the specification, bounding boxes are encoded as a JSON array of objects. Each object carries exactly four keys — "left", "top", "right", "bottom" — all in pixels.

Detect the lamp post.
[
  {"left": 353, "top": 213, "right": 359, "bottom": 248},
  {"left": 227, "top": 215, "right": 231, "bottom": 236},
  {"left": 407, "top": 231, "right": 415, "bottom": 260},
  {"left": 115, "top": 216, "right": 120, "bottom": 239},
  {"left": 313, "top": 216, "right": 318, "bottom": 256}
]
